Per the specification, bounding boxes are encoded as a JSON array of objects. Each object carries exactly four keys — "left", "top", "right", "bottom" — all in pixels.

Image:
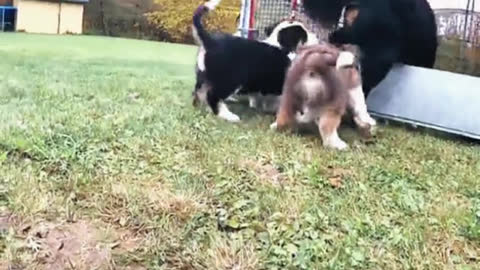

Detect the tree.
[{"left": 146, "top": 0, "right": 240, "bottom": 43}]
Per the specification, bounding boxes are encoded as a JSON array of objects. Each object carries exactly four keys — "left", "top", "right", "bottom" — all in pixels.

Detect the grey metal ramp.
[{"left": 366, "top": 64, "right": 480, "bottom": 140}]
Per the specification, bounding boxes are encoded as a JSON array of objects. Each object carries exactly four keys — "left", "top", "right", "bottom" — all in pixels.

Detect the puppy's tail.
[{"left": 192, "top": 0, "right": 222, "bottom": 49}]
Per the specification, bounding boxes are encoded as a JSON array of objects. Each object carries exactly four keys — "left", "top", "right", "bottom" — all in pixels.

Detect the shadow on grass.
[
  {"left": 375, "top": 118, "right": 480, "bottom": 146},
  {"left": 230, "top": 98, "right": 480, "bottom": 147},
  {"left": 226, "top": 98, "right": 370, "bottom": 145}
]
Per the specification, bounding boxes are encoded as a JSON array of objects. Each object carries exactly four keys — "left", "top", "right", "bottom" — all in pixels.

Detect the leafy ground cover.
[{"left": 0, "top": 33, "right": 479, "bottom": 269}]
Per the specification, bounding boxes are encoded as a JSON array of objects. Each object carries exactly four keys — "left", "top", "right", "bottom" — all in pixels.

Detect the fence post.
[
  {"left": 57, "top": 0, "right": 62, "bottom": 34},
  {"left": 238, "top": 0, "right": 249, "bottom": 38}
]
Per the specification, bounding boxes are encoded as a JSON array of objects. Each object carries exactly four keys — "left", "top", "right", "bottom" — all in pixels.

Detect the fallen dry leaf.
[{"left": 329, "top": 176, "right": 343, "bottom": 188}]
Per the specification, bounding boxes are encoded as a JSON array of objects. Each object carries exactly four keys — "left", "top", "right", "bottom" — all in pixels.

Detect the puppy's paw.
[
  {"left": 225, "top": 96, "right": 239, "bottom": 103},
  {"left": 354, "top": 114, "right": 378, "bottom": 138},
  {"left": 366, "top": 115, "right": 377, "bottom": 127},
  {"left": 369, "top": 117, "right": 378, "bottom": 135},
  {"left": 270, "top": 121, "right": 278, "bottom": 130},
  {"left": 221, "top": 113, "right": 240, "bottom": 123},
  {"left": 324, "top": 137, "right": 349, "bottom": 150},
  {"left": 218, "top": 102, "right": 241, "bottom": 123},
  {"left": 326, "top": 139, "right": 349, "bottom": 150},
  {"left": 218, "top": 110, "right": 240, "bottom": 122},
  {"left": 249, "top": 96, "right": 258, "bottom": 109},
  {"left": 364, "top": 116, "right": 378, "bottom": 136}
]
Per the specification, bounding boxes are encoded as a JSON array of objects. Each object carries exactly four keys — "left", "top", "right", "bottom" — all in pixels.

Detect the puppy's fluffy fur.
[
  {"left": 271, "top": 43, "right": 376, "bottom": 150},
  {"left": 192, "top": 0, "right": 316, "bottom": 122}
]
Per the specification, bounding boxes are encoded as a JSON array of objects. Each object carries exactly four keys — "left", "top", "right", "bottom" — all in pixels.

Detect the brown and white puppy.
[{"left": 270, "top": 43, "right": 376, "bottom": 150}]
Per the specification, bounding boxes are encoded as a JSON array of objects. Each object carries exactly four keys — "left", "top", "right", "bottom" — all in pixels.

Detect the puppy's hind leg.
[
  {"left": 248, "top": 93, "right": 261, "bottom": 109},
  {"left": 193, "top": 69, "right": 207, "bottom": 107},
  {"left": 317, "top": 110, "right": 348, "bottom": 150},
  {"left": 207, "top": 90, "right": 240, "bottom": 122},
  {"left": 225, "top": 86, "right": 242, "bottom": 103},
  {"left": 348, "top": 85, "right": 377, "bottom": 137},
  {"left": 193, "top": 82, "right": 209, "bottom": 108}
]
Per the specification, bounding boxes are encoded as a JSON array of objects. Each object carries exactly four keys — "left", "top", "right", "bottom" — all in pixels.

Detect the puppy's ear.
[{"left": 344, "top": 4, "right": 360, "bottom": 26}]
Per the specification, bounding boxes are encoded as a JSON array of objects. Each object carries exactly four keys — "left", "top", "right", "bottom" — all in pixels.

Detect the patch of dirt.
[
  {"left": 9, "top": 218, "right": 145, "bottom": 270},
  {"left": 110, "top": 229, "right": 142, "bottom": 253},
  {"left": 240, "top": 160, "right": 285, "bottom": 186},
  {"left": 23, "top": 220, "right": 112, "bottom": 270}
]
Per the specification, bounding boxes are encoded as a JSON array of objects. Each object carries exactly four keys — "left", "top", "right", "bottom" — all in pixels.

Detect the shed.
[
  {"left": 0, "top": 0, "right": 16, "bottom": 32},
  {"left": 13, "top": 0, "right": 89, "bottom": 34}
]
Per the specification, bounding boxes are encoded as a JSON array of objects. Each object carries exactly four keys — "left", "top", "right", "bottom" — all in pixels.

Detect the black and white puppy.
[
  {"left": 192, "top": 0, "right": 317, "bottom": 122},
  {"left": 232, "top": 20, "right": 320, "bottom": 110},
  {"left": 263, "top": 20, "right": 319, "bottom": 60}
]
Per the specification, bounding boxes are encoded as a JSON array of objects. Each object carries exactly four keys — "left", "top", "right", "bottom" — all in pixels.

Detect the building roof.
[{"left": 35, "top": 0, "right": 89, "bottom": 4}]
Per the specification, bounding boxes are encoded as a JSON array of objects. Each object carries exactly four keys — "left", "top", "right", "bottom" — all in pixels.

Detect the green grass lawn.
[{"left": 0, "top": 33, "right": 479, "bottom": 270}]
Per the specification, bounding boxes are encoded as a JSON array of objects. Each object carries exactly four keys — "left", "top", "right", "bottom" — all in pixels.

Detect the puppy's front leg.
[
  {"left": 317, "top": 110, "right": 348, "bottom": 150},
  {"left": 225, "top": 86, "right": 242, "bottom": 103},
  {"left": 271, "top": 94, "right": 296, "bottom": 131},
  {"left": 348, "top": 85, "right": 376, "bottom": 137},
  {"left": 270, "top": 84, "right": 299, "bottom": 131},
  {"left": 207, "top": 91, "right": 240, "bottom": 123},
  {"left": 270, "top": 107, "right": 293, "bottom": 131},
  {"left": 248, "top": 93, "right": 260, "bottom": 109},
  {"left": 218, "top": 102, "right": 241, "bottom": 122},
  {"left": 225, "top": 95, "right": 239, "bottom": 102}
]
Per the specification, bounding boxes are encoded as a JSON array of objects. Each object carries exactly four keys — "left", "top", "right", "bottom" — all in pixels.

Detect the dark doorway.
[{"left": 0, "top": 6, "right": 16, "bottom": 32}]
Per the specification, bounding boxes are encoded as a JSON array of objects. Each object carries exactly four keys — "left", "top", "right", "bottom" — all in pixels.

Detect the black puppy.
[
  {"left": 192, "top": 0, "right": 295, "bottom": 122},
  {"left": 302, "top": 0, "right": 438, "bottom": 96}
]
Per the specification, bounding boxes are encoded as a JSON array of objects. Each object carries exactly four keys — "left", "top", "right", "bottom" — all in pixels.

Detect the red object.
[
  {"left": 248, "top": 0, "right": 256, "bottom": 39},
  {"left": 291, "top": 0, "right": 298, "bottom": 11},
  {"left": 290, "top": 0, "right": 298, "bottom": 21}
]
